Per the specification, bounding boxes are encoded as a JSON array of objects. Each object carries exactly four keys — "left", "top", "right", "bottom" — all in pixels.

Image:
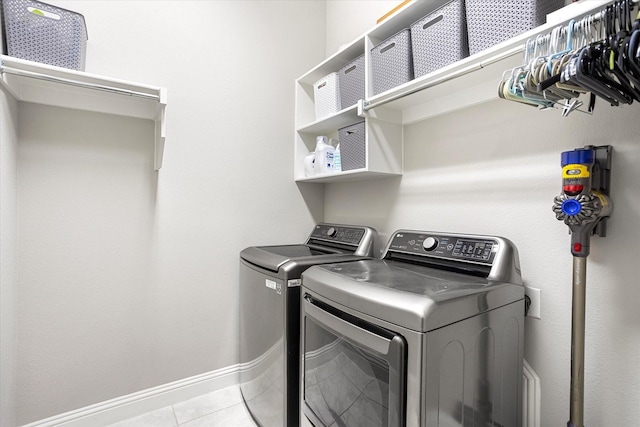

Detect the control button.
[
  {"left": 327, "top": 227, "right": 337, "bottom": 237},
  {"left": 574, "top": 243, "right": 582, "bottom": 253},
  {"left": 563, "top": 184, "right": 584, "bottom": 196},
  {"left": 423, "top": 237, "right": 438, "bottom": 251}
]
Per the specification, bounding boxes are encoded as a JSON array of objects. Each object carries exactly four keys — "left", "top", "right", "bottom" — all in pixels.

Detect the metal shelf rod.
[{"left": 363, "top": 45, "right": 523, "bottom": 112}]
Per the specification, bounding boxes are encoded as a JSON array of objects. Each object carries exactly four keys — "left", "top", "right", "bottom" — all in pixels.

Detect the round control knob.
[
  {"left": 422, "top": 237, "right": 438, "bottom": 251},
  {"left": 327, "top": 227, "right": 337, "bottom": 237}
]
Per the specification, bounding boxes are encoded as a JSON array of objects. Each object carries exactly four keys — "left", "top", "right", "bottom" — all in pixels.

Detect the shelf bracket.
[{"left": 357, "top": 99, "right": 368, "bottom": 118}]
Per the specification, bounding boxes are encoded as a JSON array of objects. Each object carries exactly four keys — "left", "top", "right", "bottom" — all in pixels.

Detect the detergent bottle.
[
  {"left": 314, "top": 136, "right": 334, "bottom": 175},
  {"left": 333, "top": 143, "right": 341, "bottom": 173}
]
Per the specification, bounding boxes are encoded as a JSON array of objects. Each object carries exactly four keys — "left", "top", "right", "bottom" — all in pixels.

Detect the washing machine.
[
  {"left": 301, "top": 230, "right": 525, "bottom": 427},
  {"left": 239, "top": 223, "right": 377, "bottom": 427}
]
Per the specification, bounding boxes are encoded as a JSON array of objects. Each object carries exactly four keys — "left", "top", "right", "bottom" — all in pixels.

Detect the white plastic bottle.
[
  {"left": 333, "top": 143, "right": 341, "bottom": 173},
  {"left": 314, "top": 136, "right": 334, "bottom": 175},
  {"left": 304, "top": 152, "right": 315, "bottom": 176}
]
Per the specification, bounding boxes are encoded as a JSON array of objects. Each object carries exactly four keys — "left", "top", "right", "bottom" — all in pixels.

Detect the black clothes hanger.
[{"left": 605, "top": 0, "right": 640, "bottom": 102}]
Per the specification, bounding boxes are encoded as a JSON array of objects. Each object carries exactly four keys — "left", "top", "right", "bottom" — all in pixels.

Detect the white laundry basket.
[{"left": 314, "top": 72, "right": 340, "bottom": 120}]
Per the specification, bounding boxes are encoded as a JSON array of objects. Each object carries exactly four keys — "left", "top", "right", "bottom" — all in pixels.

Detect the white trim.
[
  {"left": 523, "top": 359, "right": 541, "bottom": 427},
  {"left": 237, "top": 338, "right": 282, "bottom": 378},
  {"left": 21, "top": 356, "right": 542, "bottom": 427},
  {"left": 20, "top": 364, "right": 242, "bottom": 427}
]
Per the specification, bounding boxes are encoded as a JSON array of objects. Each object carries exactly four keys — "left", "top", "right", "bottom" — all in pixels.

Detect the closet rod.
[
  {"left": 363, "top": 45, "right": 523, "bottom": 112},
  {"left": 0, "top": 65, "right": 161, "bottom": 101}
]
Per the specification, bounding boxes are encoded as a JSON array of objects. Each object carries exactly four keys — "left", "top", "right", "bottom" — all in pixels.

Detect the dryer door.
[{"left": 302, "top": 292, "right": 406, "bottom": 427}]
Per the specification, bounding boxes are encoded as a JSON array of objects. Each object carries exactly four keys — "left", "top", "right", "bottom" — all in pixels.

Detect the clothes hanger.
[
  {"left": 508, "top": 66, "right": 557, "bottom": 108},
  {"left": 498, "top": 1, "right": 640, "bottom": 114},
  {"left": 514, "top": 18, "right": 591, "bottom": 114},
  {"left": 556, "top": 5, "right": 626, "bottom": 105},
  {"left": 547, "top": 21, "right": 575, "bottom": 75},
  {"left": 600, "top": 1, "right": 640, "bottom": 102},
  {"left": 581, "top": 41, "right": 632, "bottom": 105}
]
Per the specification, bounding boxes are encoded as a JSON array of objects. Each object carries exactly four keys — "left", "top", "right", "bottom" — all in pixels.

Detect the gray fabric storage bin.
[
  {"left": 371, "top": 28, "right": 413, "bottom": 95},
  {"left": 411, "top": 0, "right": 468, "bottom": 78},
  {"left": 466, "top": 0, "right": 564, "bottom": 55},
  {"left": 338, "top": 54, "right": 365, "bottom": 109},
  {"left": 338, "top": 121, "right": 366, "bottom": 171},
  {"left": 2, "top": 0, "right": 87, "bottom": 70}
]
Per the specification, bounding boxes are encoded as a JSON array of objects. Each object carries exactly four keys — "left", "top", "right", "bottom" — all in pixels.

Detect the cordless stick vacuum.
[{"left": 552, "top": 146, "right": 613, "bottom": 427}]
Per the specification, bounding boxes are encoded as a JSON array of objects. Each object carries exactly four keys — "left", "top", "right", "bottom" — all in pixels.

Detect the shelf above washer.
[{"left": 0, "top": 55, "right": 167, "bottom": 170}]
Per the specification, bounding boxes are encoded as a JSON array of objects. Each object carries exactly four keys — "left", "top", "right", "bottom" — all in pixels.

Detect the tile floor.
[
  {"left": 107, "top": 385, "right": 256, "bottom": 427},
  {"left": 107, "top": 384, "right": 315, "bottom": 427}
]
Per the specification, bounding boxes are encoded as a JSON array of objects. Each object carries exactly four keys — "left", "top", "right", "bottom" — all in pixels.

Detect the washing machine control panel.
[
  {"left": 388, "top": 231, "right": 498, "bottom": 264},
  {"left": 309, "top": 224, "right": 366, "bottom": 245}
]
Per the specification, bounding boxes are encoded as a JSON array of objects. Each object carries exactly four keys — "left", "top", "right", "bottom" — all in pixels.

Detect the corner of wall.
[
  {"left": 324, "top": 1, "right": 404, "bottom": 56},
  {"left": 0, "top": 87, "right": 19, "bottom": 427}
]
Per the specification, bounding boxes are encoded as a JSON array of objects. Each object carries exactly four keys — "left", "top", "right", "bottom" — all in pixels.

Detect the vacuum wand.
[
  {"left": 552, "top": 146, "right": 612, "bottom": 427},
  {"left": 568, "top": 256, "right": 586, "bottom": 427}
]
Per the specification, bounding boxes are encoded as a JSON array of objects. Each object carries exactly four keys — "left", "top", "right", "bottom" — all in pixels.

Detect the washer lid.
[
  {"left": 301, "top": 259, "right": 524, "bottom": 333},
  {"left": 241, "top": 244, "right": 337, "bottom": 269},
  {"left": 240, "top": 223, "right": 378, "bottom": 276},
  {"left": 240, "top": 244, "right": 368, "bottom": 278}
]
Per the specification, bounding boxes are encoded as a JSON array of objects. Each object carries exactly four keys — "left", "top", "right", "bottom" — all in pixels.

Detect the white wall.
[
  {"left": 1, "top": 85, "right": 19, "bottom": 427},
  {"left": 325, "top": 0, "right": 401, "bottom": 56},
  {"left": 13, "top": 1, "right": 326, "bottom": 424},
  {"left": 325, "top": 1, "right": 640, "bottom": 426}
]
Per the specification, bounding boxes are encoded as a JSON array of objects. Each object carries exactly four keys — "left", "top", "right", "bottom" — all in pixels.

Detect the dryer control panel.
[
  {"left": 308, "top": 224, "right": 366, "bottom": 245},
  {"left": 305, "top": 223, "right": 377, "bottom": 257},
  {"left": 386, "top": 231, "right": 498, "bottom": 265}
]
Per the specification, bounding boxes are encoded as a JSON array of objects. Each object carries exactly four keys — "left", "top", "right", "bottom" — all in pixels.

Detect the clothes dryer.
[
  {"left": 301, "top": 230, "right": 525, "bottom": 427},
  {"left": 239, "top": 223, "right": 377, "bottom": 427}
]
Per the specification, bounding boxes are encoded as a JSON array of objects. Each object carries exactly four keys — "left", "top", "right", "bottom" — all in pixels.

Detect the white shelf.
[
  {"left": 294, "top": 0, "right": 613, "bottom": 183},
  {"left": 296, "top": 169, "right": 401, "bottom": 183},
  {"left": 0, "top": 55, "right": 167, "bottom": 170},
  {"left": 297, "top": 106, "right": 361, "bottom": 135}
]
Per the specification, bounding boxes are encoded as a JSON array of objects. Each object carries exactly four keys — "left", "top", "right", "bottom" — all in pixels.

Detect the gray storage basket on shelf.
[
  {"left": 466, "top": 0, "right": 564, "bottom": 55},
  {"left": 338, "top": 121, "right": 366, "bottom": 171},
  {"left": 0, "top": 4, "right": 5, "bottom": 54},
  {"left": 338, "top": 54, "right": 365, "bottom": 109},
  {"left": 411, "top": 0, "right": 468, "bottom": 78},
  {"left": 371, "top": 28, "right": 413, "bottom": 95},
  {"left": 2, "top": 0, "right": 87, "bottom": 70}
]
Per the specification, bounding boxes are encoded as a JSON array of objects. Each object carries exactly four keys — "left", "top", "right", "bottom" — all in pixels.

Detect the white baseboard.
[
  {"left": 20, "top": 364, "right": 242, "bottom": 427},
  {"left": 21, "top": 358, "right": 542, "bottom": 427},
  {"left": 523, "top": 359, "right": 541, "bottom": 427}
]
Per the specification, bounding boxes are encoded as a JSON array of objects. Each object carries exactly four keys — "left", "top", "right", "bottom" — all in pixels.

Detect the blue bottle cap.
[{"left": 561, "top": 149, "right": 594, "bottom": 166}]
